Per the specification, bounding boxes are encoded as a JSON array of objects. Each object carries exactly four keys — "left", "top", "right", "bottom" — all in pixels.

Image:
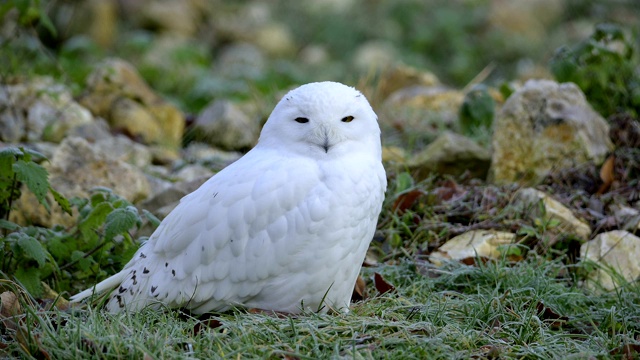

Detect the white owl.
[{"left": 71, "top": 81, "right": 387, "bottom": 314}]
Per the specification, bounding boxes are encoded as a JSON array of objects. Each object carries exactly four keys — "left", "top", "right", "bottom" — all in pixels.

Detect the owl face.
[{"left": 258, "top": 82, "right": 381, "bottom": 158}]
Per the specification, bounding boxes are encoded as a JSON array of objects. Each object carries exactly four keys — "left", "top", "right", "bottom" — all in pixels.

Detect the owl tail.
[{"left": 70, "top": 270, "right": 128, "bottom": 303}]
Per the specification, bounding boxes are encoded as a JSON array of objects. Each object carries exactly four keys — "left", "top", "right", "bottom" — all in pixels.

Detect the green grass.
[{"left": 5, "top": 257, "right": 639, "bottom": 359}]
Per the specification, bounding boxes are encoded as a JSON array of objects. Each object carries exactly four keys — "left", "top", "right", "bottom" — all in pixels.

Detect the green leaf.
[
  {"left": 14, "top": 267, "right": 43, "bottom": 297},
  {"left": 49, "top": 186, "right": 72, "bottom": 215},
  {"left": 79, "top": 201, "right": 114, "bottom": 240},
  {"left": 17, "top": 233, "right": 47, "bottom": 267},
  {"left": 13, "top": 159, "right": 50, "bottom": 209},
  {"left": 0, "top": 219, "right": 20, "bottom": 231},
  {"left": 104, "top": 206, "right": 139, "bottom": 241},
  {"left": 395, "top": 172, "right": 414, "bottom": 193}
]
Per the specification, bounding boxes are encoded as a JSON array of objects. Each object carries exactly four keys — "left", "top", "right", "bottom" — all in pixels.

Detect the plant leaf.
[
  {"left": 13, "top": 159, "right": 50, "bottom": 210},
  {"left": 104, "top": 206, "right": 139, "bottom": 241},
  {"left": 49, "top": 186, "right": 72, "bottom": 215},
  {"left": 14, "top": 267, "right": 43, "bottom": 297},
  {"left": 17, "top": 233, "right": 48, "bottom": 267}
]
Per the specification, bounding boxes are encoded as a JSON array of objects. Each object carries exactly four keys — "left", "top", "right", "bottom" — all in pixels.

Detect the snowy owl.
[{"left": 71, "top": 81, "right": 387, "bottom": 314}]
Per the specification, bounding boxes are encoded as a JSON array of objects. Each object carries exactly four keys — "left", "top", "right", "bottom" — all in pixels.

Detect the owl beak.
[{"left": 322, "top": 135, "right": 330, "bottom": 153}]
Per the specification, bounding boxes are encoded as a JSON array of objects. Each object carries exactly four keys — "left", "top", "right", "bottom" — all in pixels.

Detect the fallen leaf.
[
  {"left": 536, "top": 301, "right": 568, "bottom": 329},
  {"left": 392, "top": 190, "right": 424, "bottom": 213},
  {"left": 351, "top": 276, "right": 367, "bottom": 302},
  {"left": 0, "top": 291, "right": 20, "bottom": 331},
  {"left": 610, "top": 343, "right": 640, "bottom": 359},
  {"left": 374, "top": 273, "right": 396, "bottom": 295},
  {"left": 597, "top": 154, "right": 615, "bottom": 194}
]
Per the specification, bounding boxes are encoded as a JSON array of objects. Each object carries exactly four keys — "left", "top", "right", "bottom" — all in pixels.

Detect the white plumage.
[{"left": 71, "top": 81, "right": 387, "bottom": 314}]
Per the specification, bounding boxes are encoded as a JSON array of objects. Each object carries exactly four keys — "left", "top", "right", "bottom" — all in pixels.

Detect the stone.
[
  {"left": 216, "top": 43, "right": 267, "bottom": 80},
  {"left": 254, "top": 22, "right": 296, "bottom": 57},
  {"left": 79, "top": 58, "right": 185, "bottom": 150},
  {"left": 94, "top": 135, "right": 153, "bottom": 168},
  {"left": 0, "top": 78, "right": 93, "bottom": 143},
  {"left": 514, "top": 188, "right": 592, "bottom": 242},
  {"left": 430, "top": 230, "right": 517, "bottom": 266},
  {"left": 10, "top": 137, "right": 150, "bottom": 228},
  {"left": 580, "top": 230, "right": 640, "bottom": 291},
  {"left": 173, "top": 164, "right": 214, "bottom": 182},
  {"left": 140, "top": 175, "right": 211, "bottom": 220},
  {"left": 377, "top": 64, "right": 440, "bottom": 101},
  {"left": 383, "top": 85, "right": 465, "bottom": 131},
  {"left": 182, "top": 142, "right": 242, "bottom": 171},
  {"left": 352, "top": 40, "right": 398, "bottom": 73},
  {"left": 489, "top": 79, "right": 613, "bottom": 185},
  {"left": 193, "top": 99, "right": 259, "bottom": 150},
  {"left": 408, "top": 132, "right": 491, "bottom": 180}
]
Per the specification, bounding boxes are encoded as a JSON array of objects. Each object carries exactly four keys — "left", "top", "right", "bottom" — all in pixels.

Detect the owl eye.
[
  {"left": 341, "top": 116, "right": 354, "bottom": 123},
  {"left": 294, "top": 117, "right": 309, "bottom": 123}
]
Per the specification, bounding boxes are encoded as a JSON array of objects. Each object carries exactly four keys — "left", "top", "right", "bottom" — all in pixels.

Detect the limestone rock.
[
  {"left": 0, "top": 78, "right": 93, "bottom": 143},
  {"left": 79, "top": 58, "right": 185, "bottom": 150},
  {"left": 580, "top": 230, "right": 640, "bottom": 291},
  {"left": 489, "top": 79, "right": 613, "bottom": 185},
  {"left": 383, "top": 85, "right": 465, "bottom": 132},
  {"left": 193, "top": 99, "right": 259, "bottom": 150},
  {"left": 515, "top": 187, "right": 592, "bottom": 242},
  {"left": 94, "top": 135, "right": 153, "bottom": 168},
  {"left": 352, "top": 40, "right": 398, "bottom": 73},
  {"left": 377, "top": 64, "right": 440, "bottom": 101},
  {"left": 254, "top": 22, "right": 296, "bottom": 57},
  {"left": 10, "top": 137, "right": 150, "bottom": 227},
  {"left": 408, "top": 132, "right": 491, "bottom": 180},
  {"left": 430, "top": 230, "right": 517, "bottom": 266}
]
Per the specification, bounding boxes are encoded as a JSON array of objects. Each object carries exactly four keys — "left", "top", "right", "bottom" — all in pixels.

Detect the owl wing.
[{"left": 105, "top": 147, "right": 323, "bottom": 312}]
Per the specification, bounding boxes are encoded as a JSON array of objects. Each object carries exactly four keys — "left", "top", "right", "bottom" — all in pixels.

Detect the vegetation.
[{"left": 1, "top": 0, "right": 640, "bottom": 358}]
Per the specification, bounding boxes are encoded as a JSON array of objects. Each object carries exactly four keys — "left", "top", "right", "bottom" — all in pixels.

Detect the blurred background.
[{"left": 2, "top": 0, "right": 639, "bottom": 113}]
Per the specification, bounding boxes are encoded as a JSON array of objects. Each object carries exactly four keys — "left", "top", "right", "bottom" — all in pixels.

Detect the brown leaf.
[
  {"left": 597, "top": 154, "right": 615, "bottom": 194},
  {"left": 432, "top": 179, "right": 467, "bottom": 203},
  {"left": 610, "top": 343, "right": 640, "bottom": 359},
  {"left": 374, "top": 273, "right": 396, "bottom": 295},
  {"left": 351, "top": 276, "right": 367, "bottom": 302},
  {"left": 0, "top": 291, "right": 20, "bottom": 331},
  {"left": 392, "top": 190, "right": 424, "bottom": 213},
  {"left": 535, "top": 301, "right": 568, "bottom": 329}
]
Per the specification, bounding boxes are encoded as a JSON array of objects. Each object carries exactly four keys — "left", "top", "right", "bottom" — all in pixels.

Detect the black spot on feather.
[
  {"left": 140, "top": 252, "right": 147, "bottom": 258},
  {"left": 118, "top": 286, "right": 126, "bottom": 294},
  {"left": 143, "top": 267, "right": 150, "bottom": 274},
  {"left": 165, "top": 262, "right": 168, "bottom": 267},
  {"left": 151, "top": 285, "right": 157, "bottom": 293},
  {"left": 172, "top": 269, "right": 176, "bottom": 277}
]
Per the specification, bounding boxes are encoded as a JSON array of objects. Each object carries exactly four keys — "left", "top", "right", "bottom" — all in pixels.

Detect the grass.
[{"left": 4, "top": 256, "right": 640, "bottom": 359}]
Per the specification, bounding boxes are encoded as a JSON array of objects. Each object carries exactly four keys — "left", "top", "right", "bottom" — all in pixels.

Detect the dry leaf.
[
  {"left": 374, "top": 273, "right": 396, "bottom": 295},
  {"left": 597, "top": 154, "right": 615, "bottom": 194},
  {"left": 351, "top": 276, "right": 367, "bottom": 302},
  {"left": 392, "top": 190, "right": 424, "bottom": 213},
  {"left": 535, "top": 301, "right": 568, "bottom": 329}
]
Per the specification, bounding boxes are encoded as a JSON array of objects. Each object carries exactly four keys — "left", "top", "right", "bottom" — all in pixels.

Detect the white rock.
[
  {"left": 515, "top": 187, "right": 592, "bottom": 241},
  {"left": 430, "top": 230, "right": 517, "bottom": 266},
  {"left": 580, "top": 230, "right": 640, "bottom": 291}
]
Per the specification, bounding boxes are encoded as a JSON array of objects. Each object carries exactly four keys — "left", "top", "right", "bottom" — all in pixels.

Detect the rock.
[
  {"left": 253, "top": 22, "right": 296, "bottom": 57},
  {"left": 137, "top": 0, "right": 202, "bottom": 36},
  {"left": 193, "top": 99, "right": 259, "bottom": 150},
  {"left": 430, "top": 230, "right": 517, "bottom": 266},
  {"left": 514, "top": 188, "right": 592, "bottom": 242},
  {"left": 0, "top": 78, "right": 93, "bottom": 143},
  {"left": 377, "top": 64, "right": 440, "bottom": 101},
  {"left": 216, "top": 43, "right": 267, "bottom": 80},
  {"left": 79, "top": 58, "right": 185, "bottom": 150},
  {"left": 182, "top": 142, "right": 242, "bottom": 170},
  {"left": 66, "top": 117, "right": 113, "bottom": 142},
  {"left": 580, "top": 230, "right": 640, "bottom": 291},
  {"left": 173, "top": 164, "right": 214, "bottom": 182},
  {"left": 299, "top": 44, "right": 330, "bottom": 66},
  {"left": 489, "top": 79, "right": 613, "bottom": 185},
  {"left": 408, "top": 132, "right": 491, "bottom": 180},
  {"left": 10, "top": 137, "right": 150, "bottom": 228},
  {"left": 94, "top": 135, "right": 153, "bottom": 168},
  {"left": 384, "top": 85, "right": 465, "bottom": 130},
  {"left": 140, "top": 175, "right": 211, "bottom": 220},
  {"left": 352, "top": 40, "right": 398, "bottom": 73}
]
